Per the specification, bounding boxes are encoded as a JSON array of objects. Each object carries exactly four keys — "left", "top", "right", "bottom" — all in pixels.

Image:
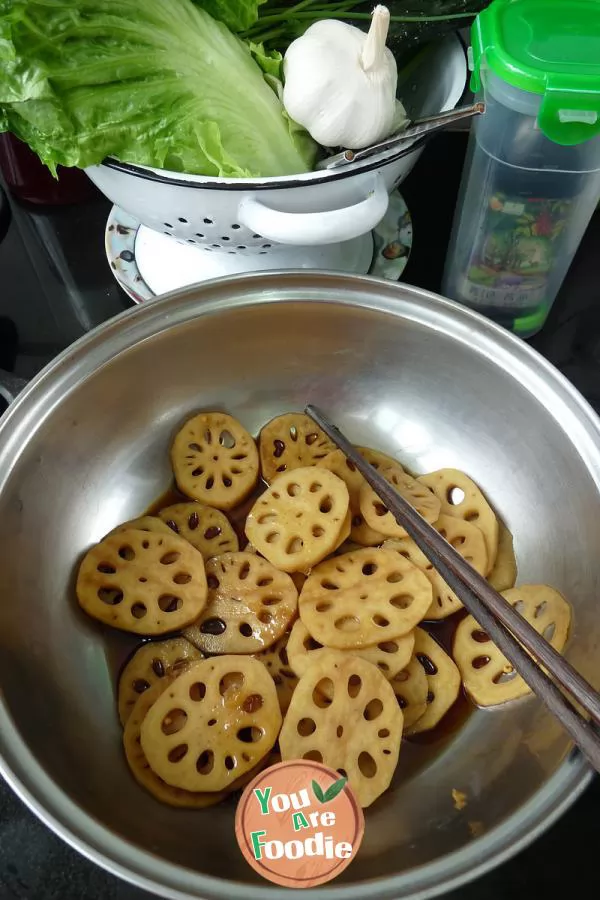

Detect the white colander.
[{"left": 86, "top": 35, "right": 466, "bottom": 282}]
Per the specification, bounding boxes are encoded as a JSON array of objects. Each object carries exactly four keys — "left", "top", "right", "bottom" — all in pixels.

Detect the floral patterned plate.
[{"left": 106, "top": 190, "right": 412, "bottom": 303}]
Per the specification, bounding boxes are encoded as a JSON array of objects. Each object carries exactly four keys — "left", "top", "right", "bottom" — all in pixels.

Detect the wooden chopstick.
[{"left": 305, "top": 404, "right": 600, "bottom": 773}]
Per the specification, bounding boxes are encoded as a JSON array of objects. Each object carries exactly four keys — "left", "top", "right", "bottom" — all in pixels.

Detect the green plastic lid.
[{"left": 470, "top": 0, "right": 600, "bottom": 145}]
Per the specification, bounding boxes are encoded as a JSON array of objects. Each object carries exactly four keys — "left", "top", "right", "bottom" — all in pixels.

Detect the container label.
[{"left": 459, "top": 192, "right": 574, "bottom": 310}]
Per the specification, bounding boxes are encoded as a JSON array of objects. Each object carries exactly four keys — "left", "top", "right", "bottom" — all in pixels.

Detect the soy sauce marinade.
[{"left": 107, "top": 477, "right": 473, "bottom": 786}]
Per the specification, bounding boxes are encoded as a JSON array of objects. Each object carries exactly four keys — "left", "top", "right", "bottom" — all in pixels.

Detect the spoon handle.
[{"left": 318, "top": 102, "right": 485, "bottom": 170}]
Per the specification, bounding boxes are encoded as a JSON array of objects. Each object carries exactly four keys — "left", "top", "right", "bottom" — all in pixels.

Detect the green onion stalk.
[{"left": 241, "top": 0, "right": 484, "bottom": 49}]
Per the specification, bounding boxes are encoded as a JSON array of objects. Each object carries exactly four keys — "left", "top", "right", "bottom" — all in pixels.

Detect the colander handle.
[{"left": 237, "top": 174, "right": 389, "bottom": 246}]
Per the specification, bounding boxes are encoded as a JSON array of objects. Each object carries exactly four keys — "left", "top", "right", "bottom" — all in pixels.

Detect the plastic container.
[{"left": 443, "top": 0, "right": 600, "bottom": 337}]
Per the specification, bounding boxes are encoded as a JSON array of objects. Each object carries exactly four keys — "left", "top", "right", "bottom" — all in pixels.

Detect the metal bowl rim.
[{"left": 0, "top": 270, "right": 595, "bottom": 900}]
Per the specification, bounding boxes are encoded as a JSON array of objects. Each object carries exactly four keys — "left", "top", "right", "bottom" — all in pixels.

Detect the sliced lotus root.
[
  {"left": 349, "top": 517, "right": 387, "bottom": 548},
  {"left": 487, "top": 522, "right": 517, "bottom": 592},
  {"left": 453, "top": 585, "right": 571, "bottom": 707},
  {"left": 140, "top": 656, "right": 281, "bottom": 793},
  {"left": 245, "top": 467, "right": 350, "bottom": 573},
  {"left": 406, "top": 628, "right": 461, "bottom": 734},
  {"left": 244, "top": 541, "right": 306, "bottom": 593},
  {"left": 171, "top": 412, "right": 259, "bottom": 510},
  {"left": 321, "top": 446, "right": 398, "bottom": 546},
  {"left": 336, "top": 508, "right": 352, "bottom": 545},
  {"left": 418, "top": 469, "right": 499, "bottom": 572},
  {"left": 76, "top": 529, "right": 208, "bottom": 636},
  {"left": 359, "top": 463, "right": 441, "bottom": 539},
  {"left": 383, "top": 515, "right": 488, "bottom": 620},
  {"left": 124, "top": 678, "right": 226, "bottom": 808},
  {"left": 158, "top": 503, "right": 238, "bottom": 559},
  {"left": 106, "top": 516, "right": 173, "bottom": 539},
  {"left": 118, "top": 637, "right": 203, "bottom": 726},
  {"left": 182, "top": 552, "right": 298, "bottom": 655},
  {"left": 125, "top": 676, "right": 266, "bottom": 806},
  {"left": 391, "top": 657, "right": 428, "bottom": 729},
  {"left": 259, "top": 413, "right": 335, "bottom": 482},
  {"left": 242, "top": 543, "right": 307, "bottom": 593},
  {"left": 334, "top": 540, "right": 368, "bottom": 556},
  {"left": 287, "top": 619, "right": 414, "bottom": 683},
  {"left": 279, "top": 652, "right": 403, "bottom": 807},
  {"left": 254, "top": 632, "right": 299, "bottom": 713},
  {"left": 299, "top": 548, "right": 432, "bottom": 649}
]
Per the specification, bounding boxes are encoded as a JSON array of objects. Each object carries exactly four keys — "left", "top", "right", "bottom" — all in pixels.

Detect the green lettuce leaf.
[
  {"left": 0, "top": 0, "right": 316, "bottom": 177},
  {"left": 247, "top": 41, "right": 283, "bottom": 80},
  {"left": 193, "top": 0, "right": 266, "bottom": 32}
]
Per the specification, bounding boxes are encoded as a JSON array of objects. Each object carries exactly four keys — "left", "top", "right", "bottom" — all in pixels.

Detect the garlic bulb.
[{"left": 282, "top": 5, "right": 402, "bottom": 150}]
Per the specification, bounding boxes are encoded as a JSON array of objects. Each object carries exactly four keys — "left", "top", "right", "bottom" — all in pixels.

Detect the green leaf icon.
[
  {"left": 312, "top": 779, "right": 325, "bottom": 803},
  {"left": 323, "top": 776, "right": 347, "bottom": 803}
]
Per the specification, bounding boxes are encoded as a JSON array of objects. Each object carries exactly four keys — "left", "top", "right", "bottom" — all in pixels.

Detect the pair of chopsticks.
[{"left": 305, "top": 405, "right": 600, "bottom": 772}]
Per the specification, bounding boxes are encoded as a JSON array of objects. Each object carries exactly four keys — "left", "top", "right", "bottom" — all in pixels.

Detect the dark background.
[{"left": 0, "top": 132, "right": 598, "bottom": 898}]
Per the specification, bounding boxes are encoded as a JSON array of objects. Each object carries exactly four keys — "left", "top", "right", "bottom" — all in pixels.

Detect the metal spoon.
[{"left": 316, "top": 102, "right": 485, "bottom": 171}]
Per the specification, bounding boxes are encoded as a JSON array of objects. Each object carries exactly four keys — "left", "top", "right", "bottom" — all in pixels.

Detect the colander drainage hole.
[
  {"left": 221, "top": 236, "right": 230, "bottom": 241},
  {"left": 164, "top": 222, "right": 173, "bottom": 228},
  {"left": 237, "top": 245, "right": 246, "bottom": 250},
  {"left": 211, "top": 243, "right": 221, "bottom": 249},
  {"left": 195, "top": 233, "right": 204, "bottom": 239},
  {"left": 262, "top": 244, "right": 272, "bottom": 249},
  {"left": 252, "top": 233, "right": 261, "bottom": 239},
  {"left": 178, "top": 217, "right": 188, "bottom": 223},
  {"left": 231, "top": 224, "right": 241, "bottom": 230},
  {"left": 203, "top": 218, "right": 213, "bottom": 225},
  {"left": 187, "top": 239, "right": 196, "bottom": 244}
]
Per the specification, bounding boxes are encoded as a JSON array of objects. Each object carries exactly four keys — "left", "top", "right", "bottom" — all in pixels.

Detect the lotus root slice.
[
  {"left": 118, "top": 637, "right": 203, "bottom": 725},
  {"left": 253, "top": 632, "right": 299, "bottom": 713},
  {"left": 106, "top": 516, "right": 173, "bottom": 539},
  {"left": 453, "top": 585, "right": 570, "bottom": 707},
  {"left": 487, "top": 522, "right": 517, "bottom": 592},
  {"left": 259, "top": 412, "right": 335, "bottom": 482},
  {"left": 124, "top": 677, "right": 226, "bottom": 808},
  {"left": 359, "top": 463, "right": 441, "bottom": 539},
  {"left": 287, "top": 619, "right": 414, "bottom": 682},
  {"left": 406, "top": 628, "right": 461, "bottom": 734},
  {"left": 383, "top": 514, "right": 488, "bottom": 619},
  {"left": 391, "top": 656, "right": 428, "bottom": 729},
  {"left": 76, "top": 529, "right": 207, "bottom": 635},
  {"left": 171, "top": 412, "right": 259, "bottom": 510},
  {"left": 158, "top": 502, "right": 238, "bottom": 558},
  {"left": 140, "top": 656, "right": 281, "bottom": 793},
  {"left": 245, "top": 466, "right": 350, "bottom": 572},
  {"left": 418, "top": 469, "right": 499, "bottom": 571},
  {"left": 183, "top": 552, "right": 298, "bottom": 655},
  {"left": 298, "top": 547, "right": 432, "bottom": 649},
  {"left": 320, "top": 446, "right": 399, "bottom": 545},
  {"left": 279, "top": 652, "right": 403, "bottom": 807}
]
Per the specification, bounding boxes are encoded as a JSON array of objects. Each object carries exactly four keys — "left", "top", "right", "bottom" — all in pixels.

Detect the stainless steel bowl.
[{"left": 0, "top": 272, "right": 598, "bottom": 900}]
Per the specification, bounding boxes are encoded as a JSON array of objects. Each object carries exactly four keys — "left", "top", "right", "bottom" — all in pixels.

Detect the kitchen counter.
[{"left": 0, "top": 132, "right": 598, "bottom": 898}]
